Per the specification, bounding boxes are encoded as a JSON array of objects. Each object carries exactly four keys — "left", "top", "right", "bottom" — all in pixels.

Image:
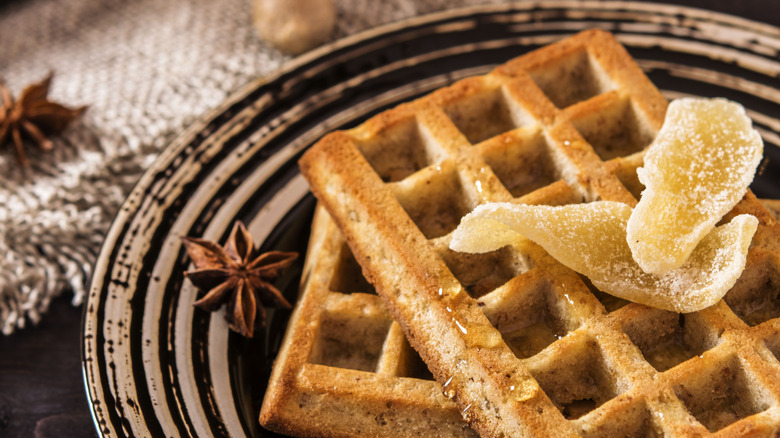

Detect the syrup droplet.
[
  {"left": 461, "top": 403, "right": 474, "bottom": 422},
  {"left": 442, "top": 375, "right": 458, "bottom": 400},
  {"left": 466, "top": 322, "right": 503, "bottom": 349},
  {"left": 506, "top": 376, "right": 537, "bottom": 403}
]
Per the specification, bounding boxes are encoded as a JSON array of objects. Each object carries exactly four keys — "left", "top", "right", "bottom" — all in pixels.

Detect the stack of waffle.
[{"left": 261, "top": 30, "right": 780, "bottom": 437}]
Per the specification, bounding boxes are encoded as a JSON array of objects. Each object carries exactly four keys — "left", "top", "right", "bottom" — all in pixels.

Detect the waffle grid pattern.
[
  {"left": 260, "top": 206, "right": 476, "bottom": 437},
  {"left": 284, "top": 30, "right": 780, "bottom": 437}
]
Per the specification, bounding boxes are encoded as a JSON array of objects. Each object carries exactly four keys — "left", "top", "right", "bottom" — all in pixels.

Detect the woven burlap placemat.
[{"left": 0, "top": 0, "right": 500, "bottom": 334}]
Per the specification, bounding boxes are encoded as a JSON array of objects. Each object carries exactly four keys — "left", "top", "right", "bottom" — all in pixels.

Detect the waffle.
[
  {"left": 293, "top": 29, "right": 780, "bottom": 437},
  {"left": 261, "top": 201, "right": 780, "bottom": 438}
]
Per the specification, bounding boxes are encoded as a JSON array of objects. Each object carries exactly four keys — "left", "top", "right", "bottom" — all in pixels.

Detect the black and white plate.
[{"left": 82, "top": 3, "right": 780, "bottom": 437}]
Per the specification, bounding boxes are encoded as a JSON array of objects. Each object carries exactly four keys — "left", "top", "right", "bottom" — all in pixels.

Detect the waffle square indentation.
[
  {"left": 392, "top": 163, "right": 473, "bottom": 239},
  {"left": 309, "top": 309, "right": 391, "bottom": 372},
  {"left": 354, "top": 116, "right": 441, "bottom": 183},
  {"left": 622, "top": 311, "right": 712, "bottom": 372},
  {"left": 329, "top": 242, "right": 376, "bottom": 295},
  {"left": 578, "top": 274, "right": 630, "bottom": 313},
  {"left": 673, "top": 356, "right": 771, "bottom": 432},
  {"left": 725, "top": 258, "right": 780, "bottom": 327},
  {"left": 529, "top": 337, "right": 623, "bottom": 419},
  {"left": 495, "top": 281, "right": 582, "bottom": 359},
  {"left": 396, "top": 337, "right": 435, "bottom": 380},
  {"left": 442, "top": 87, "right": 521, "bottom": 144},
  {"left": 503, "top": 320, "right": 564, "bottom": 360},
  {"left": 569, "top": 97, "right": 655, "bottom": 161},
  {"left": 440, "top": 245, "right": 528, "bottom": 299},
  {"left": 577, "top": 397, "right": 660, "bottom": 438},
  {"left": 479, "top": 127, "right": 560, "bottom": 198},
  {"left": 763, "top": 332, "right": 780, "bottom": 365},
  {"left": 528, "top": 50, "right": 614, "bottom": 109}
]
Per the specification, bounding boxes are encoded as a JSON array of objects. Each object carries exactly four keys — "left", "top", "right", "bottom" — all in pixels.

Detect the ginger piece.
[
  {"left": 627, "top": 98, "right": 763, "bottom": 275},
  {"left": 450, "top": 202, "right": 757, "bottom": 313}
]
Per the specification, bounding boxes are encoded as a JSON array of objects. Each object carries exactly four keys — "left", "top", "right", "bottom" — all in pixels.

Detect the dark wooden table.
[
  {"left": 0, "top": 2, "right": 777, "bottom": 437},
  {"left": 0, "top": 296, "right": 93, "bottom": 437}
]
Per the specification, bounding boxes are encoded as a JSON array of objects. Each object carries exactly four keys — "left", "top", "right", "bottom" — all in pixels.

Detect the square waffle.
[{"left": 287, "top": 29, "right": 780, "bottom": 436}]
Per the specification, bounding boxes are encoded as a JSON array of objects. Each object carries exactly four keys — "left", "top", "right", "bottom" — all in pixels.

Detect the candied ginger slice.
[
  {"left": 450, "top": 202, "right": 758, "bottom": 313},
  {"left": 627, "top": 98, "right": 763, "bottom": 275}
]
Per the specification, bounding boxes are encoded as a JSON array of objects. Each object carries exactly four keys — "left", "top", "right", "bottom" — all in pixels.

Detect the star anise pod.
[
  {"left": 181, "top": 221, "right": 297, "bottom": 337},
  {"left": 0, "top": 72, "right": 87, "bottom": 166}
]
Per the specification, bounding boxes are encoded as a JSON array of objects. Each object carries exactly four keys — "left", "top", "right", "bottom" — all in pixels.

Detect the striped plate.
[{"left": 82, "top": 3, "right": 780, "bottom": 437}]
